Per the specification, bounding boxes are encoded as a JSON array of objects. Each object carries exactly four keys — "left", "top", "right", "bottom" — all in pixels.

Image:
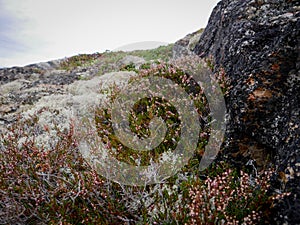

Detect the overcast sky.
[{"left": 0, "top": 0, "right": 219, "bottom": 68}]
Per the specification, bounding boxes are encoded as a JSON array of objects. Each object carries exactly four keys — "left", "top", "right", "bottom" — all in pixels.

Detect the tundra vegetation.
[{"left": 0, "top": 45, "right": 287, "bottom": 224}]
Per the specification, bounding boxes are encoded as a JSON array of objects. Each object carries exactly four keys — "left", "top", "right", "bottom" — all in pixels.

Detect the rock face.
[
  {"left": 172, "top": 29, "right": 204, "bottom": 59},
  {"left": 192, "top": 0, "right": 299, "bottom": 223}
]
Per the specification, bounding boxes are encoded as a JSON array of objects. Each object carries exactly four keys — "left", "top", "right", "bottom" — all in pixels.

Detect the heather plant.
[
  {"left": 0, "top": 105, "right": 291, "bottom": 225},
  {"left": 127, "top": 162, "right": 290, "bottom": 224},
  {"left": 93, "top": 61, "right": 211, "bottom": 172},
  {"left": 0, "top": 116, "right": 136, "bottom": 224},
  {"left": 0, "top": 50, "right": 291, "bottom": 224},
  {"left": 171, "top": 55, "right": 231, "bottom": 96},
  {"left": 186, "top": 165, "right": 291, "bottom": 224}
]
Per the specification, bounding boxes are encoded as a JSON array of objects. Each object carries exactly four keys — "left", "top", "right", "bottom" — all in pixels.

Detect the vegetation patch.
[
  {"left": 0, "top": 46, "right": 289, "bottom": 224},
  {"left": 60, "top": 53, "right": 102, "bottom": 71}
]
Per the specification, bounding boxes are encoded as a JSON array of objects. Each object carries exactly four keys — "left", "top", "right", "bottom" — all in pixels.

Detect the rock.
[
  {"left": 0, "top": 61, "right": 88, "bottom": 133},
  {"left": 0, "top": 51, "right": 139, "bottom": 134},
  {"left": 192, "top": 0, "right": 299, "bottom": 223},
  {"left": 172, "top": 29, "right": 204, "bottom": 59},
  {"left": 117, "top": 55, "right": 146, "bottom": 69},
  {"left": 20, "top": 71, "right": 137, "bottom": 149},
  {"left": 0, "top": 64, "right": 137, "bottom": 147}
]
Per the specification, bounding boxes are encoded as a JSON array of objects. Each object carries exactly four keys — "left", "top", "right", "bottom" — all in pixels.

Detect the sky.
[{"left": 0, "top": 0, "right": 219, "bottom": 68}]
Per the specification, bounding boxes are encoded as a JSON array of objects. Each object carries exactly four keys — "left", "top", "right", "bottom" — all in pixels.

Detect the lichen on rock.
[{"left": 190, "top": 0, "right": 299, "bottom": 223}]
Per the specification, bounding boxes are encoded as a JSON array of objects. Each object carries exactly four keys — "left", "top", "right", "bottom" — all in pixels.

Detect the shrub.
[
  {"left": 0, "top": 116, "right": 134, "bottom": 224},
  {"left": 0, "top": 54, "right": 290, "bottom": 224},
  {"left": 94, "top": 61, "right": 210, "bottom": 169},
  {"left": 187, "top": 165, "right": 291, "bottom": 224}
]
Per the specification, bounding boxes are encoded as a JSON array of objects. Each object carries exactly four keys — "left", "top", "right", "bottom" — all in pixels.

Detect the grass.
[
  {"left": 60, "top": 53, "right": 102, "bottom": 71},
  {"left": 130, "top": 44, "right": 174, "bottom": 62},
  {"left": 95, "top": 44, "right": 174, "bottom": 75}
]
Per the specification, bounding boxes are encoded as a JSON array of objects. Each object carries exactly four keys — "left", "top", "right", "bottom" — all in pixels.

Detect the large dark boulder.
[{"left": 192, "top": 0, "right": 299, "bottom": 224}]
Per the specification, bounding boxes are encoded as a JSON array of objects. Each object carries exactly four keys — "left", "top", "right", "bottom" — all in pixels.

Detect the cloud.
[
  {"left": 0, "top": 0, "right": 219, "bottom": 68},
  {"left": 0, "top": 1, "right": 27, "bottom": 57}
]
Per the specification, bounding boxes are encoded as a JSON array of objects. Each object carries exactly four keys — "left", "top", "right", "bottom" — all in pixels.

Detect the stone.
[
  {"left": 172, "top": 29, "right": 204, "bottom": 59},
  {"left": 117, "top": 55, "right": 146, "bottom": 69},
  {"left": 192, "top": 0, "right": 299, "bottom": 223}
]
